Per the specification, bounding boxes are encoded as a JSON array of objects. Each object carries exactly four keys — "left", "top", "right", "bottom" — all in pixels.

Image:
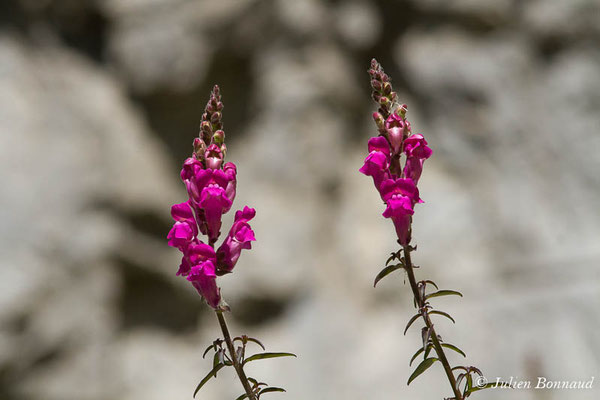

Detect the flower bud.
[
  {"left": 212, "top": 130, "right": 225, "bottom": 146},
  {"left": 193, "top": 137, "right": 206, "bottom": 156},
  {"left": 379, "top": 96, "right": 391, "bottom": 108},
  {"left": 372, "top": 112, "right": 385, "bottom": 131},
  {"left": 211, "top": 112, "right": 221, "bottom": 125},
  {"left": 383, "top": 82, "right": 392, "bottom": 95},
  {"left": 201, "top": 121, "right": 212, "bottom": 134},
  {"left": 371, "top": 80, "right": 382, "bottom": 91}
]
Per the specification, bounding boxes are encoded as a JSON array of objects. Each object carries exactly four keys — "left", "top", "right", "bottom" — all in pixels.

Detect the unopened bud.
[
  {"left": 212, "top": 130, "right": 225, "bottom": 145},
  {"left": 201, "top": 121, "right": 212, "bottom": 134},
  {"left": 398, "top": 104, "right": 408, "bottom": 118},
  {"left": 211, "top": 112, "right": 221, "bottom": 125},
  {"left": 383, "top": 82, "right": 392, "bottom": 95},
  {"left": 379, "top": 96, "right": 391, "bottom": 108},
  {"left": 372, "top": 112, "right": 385, "bottom": 131},
  {"left": 371, "top": 80, "right": 382, "bottom": 91},
  {"left": 220, "top": 143, "right": 227, "bottom": 158},
  {"left": 193, "top": 137, "right": 206, "bottom": 154}
]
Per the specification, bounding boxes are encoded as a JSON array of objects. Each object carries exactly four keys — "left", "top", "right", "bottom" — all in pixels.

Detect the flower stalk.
[
  {"left": 403, "top": 245, "right": 463, "bottom": 400},
  {"left": 215, "top": 311, "right": 257, "bottom": 400}
]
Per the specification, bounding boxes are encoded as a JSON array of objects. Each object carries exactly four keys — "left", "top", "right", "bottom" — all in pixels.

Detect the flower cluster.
[
  {"left": 360, "top": 59, "right": 432, "bottom": 245},
  {"left": 168, "top": 86, "right": 256, "bottom": 309}
]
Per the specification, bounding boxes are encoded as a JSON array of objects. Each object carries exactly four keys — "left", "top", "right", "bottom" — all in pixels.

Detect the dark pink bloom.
[
  {"left": 403, "top": 134, "right": 432, "bottom": 183},
  {"left": 223, "top": 162, "right": 237, "bottom": 203},
  {"left": 385, "top": 113, "right": 405, "bottom": 154},
  {"left": 167, "top": 201, "right": 198, "bottom": 249},
  {"left": 359, "top": 136, "right": 391, "bottom": 191},
  {"left": 185, "top": 243, "right": 220, "bottom": 308},
  {"left": 200, "top": 183, "right": 233, "bottom": 242},
  {"left": 217, "top": 207, "right": 256, "bottom": 273},
  {"left": 380, "top": 178, "right": 421, "bottom": 245}
]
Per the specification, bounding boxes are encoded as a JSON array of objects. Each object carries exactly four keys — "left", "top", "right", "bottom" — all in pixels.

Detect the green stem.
[
  {"left": 215, "top": 311, "right": 257, "bottom": 400},
  {"left": 403, "top": 245, "right": 463, "bottom": 400}
]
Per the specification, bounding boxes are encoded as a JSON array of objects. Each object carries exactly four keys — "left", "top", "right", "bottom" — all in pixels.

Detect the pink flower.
[
  {"left": 223, "top": 162, "right": 237, "bottom": 203},
  {"left": 380, "top": 178, "right": 420, "bottom": 245},
  {"left": 403, "top": 134, "right": 432, "bottom": 183},
  {"left": 167, "top": 201, "right": 198, "bottom": 249},
  {"left": 185, "top": 243, "right": 220, "bottom": 308},
  {"left": 217, "top": 207, "right": 256, "bottom": 273},
  {"left": 199, "top": 183, "right": 233, "bottom": 242},
  {"left": 385, "top": 113, "right": 405, "bottom": 154},
  {"left": 359, "top": 136, "right": 391, "bottom": 191}
]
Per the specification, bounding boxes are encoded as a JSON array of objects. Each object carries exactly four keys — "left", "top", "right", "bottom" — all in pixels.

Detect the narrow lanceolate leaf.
[
  {"left": 409, "top": 346, "right": 428, "bottom": 366},
  {"left": 247, "top": 337, "right": 266, "bottom": 350},
  {"left": 423, "top": 280, "right": 438, "bottom": 289},
  {"left": 374, "top": 264, "right": 402, "bottom": 287},
  {"left": 259, "top": 387, "right": 287, "bottom": 395},
  {"left": 193, "top": 363, "right": 226, "bottom": 397},
  {"left": 429, "top": 310, "right": 456, "bottom": 324},
  {"left": 467, "top": 382, "right": 507, "bottom": 394},
  {"left": 212, "top": 351, "right": 221, "bottom": 370},
  {"left": 466, "top": 373, "right": 473, "bottom": 393},
  {"left": 202, "top": 344, "right": 215, "bottom": 359},
  {"left": 407, "top": 358, "right": 438, "bottom": 385},
  {"left": 441, "top": 343, "right": 466, "bottom": 358},
  {"left": 404, "top": 314, "right": 421, "bottom": 335},
  {"left": 425, "top": 290, "right": 463, "bottom": 300},
  {"left": 234, "top": 394, "right": 249, "bottom": 400},
  {"left": 243, "top": 352, "right": 297, "bottom": 366},
  {"left": 385, "top": 253, "right": 397, "bottom": 266}
]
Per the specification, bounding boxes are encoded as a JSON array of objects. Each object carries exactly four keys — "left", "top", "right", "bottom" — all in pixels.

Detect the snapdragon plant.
[
  {"left": 167, "top": 86, "right": 295, "bottom": 400},
  {"left": 360, "top": 59, "right": 498, "bottom": 400}
]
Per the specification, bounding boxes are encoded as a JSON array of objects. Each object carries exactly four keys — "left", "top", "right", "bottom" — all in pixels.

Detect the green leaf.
[
  {"left": 407, "top": 358, "right": 438, "bottom": 385},
  {"left": 423, "top": 280, "right": 438, "bottom": 289},
  {"left": 428, "top": 310, "right": 455, "bottom": 324},
  {"left": 202, "top": 343, "right": 215, "bottom": 359},
  {"left": 408, "top": 343, "right": 432, "bottom": 367},
  {"left": 374, "top": 264, "right": 402, "bottom": 287},
  {"left": 467, "top": 382, "right": 506, "bottom": 394},
  {"left": 247, "top": 337, "right": 266, "bottom": 351},
  {"left": 259, "top": 387, "right": 287, "bottom": 395},
  {"left": 425, "top": 290, "right": 463, "bottom": 300},
  {"left": 193, "top": 363, "right": 226, "bottom": 397},
  {"left": 243, "top": 352, "right": 297, "bottom": 366},
  {"left": 385, "top": 253, "right": 397, "bottom": 266},
  {"left": 404, "top": 313, "right": 421, "bottom": 335},
  {"left": 234, "top": 394, "right": 249, "bottom": 400},
  {"left": 441, "top": 343, "right": 466, "bottom": 358}
]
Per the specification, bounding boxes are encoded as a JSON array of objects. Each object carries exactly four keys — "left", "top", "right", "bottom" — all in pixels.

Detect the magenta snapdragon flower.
[
  {"left": 360, "top": 62, "right": 432, "bottom": 246},
  {"left": 167, "top": 86, "right": 256, "bottom": 309}
]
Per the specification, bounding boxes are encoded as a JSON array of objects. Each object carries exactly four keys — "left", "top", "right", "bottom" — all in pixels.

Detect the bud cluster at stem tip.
[
  {"left": 360, "top": 60, "right": 432, "bottom": 246},
  {"left": 167, "top": 86, "right": 256, "bottom": 310}
]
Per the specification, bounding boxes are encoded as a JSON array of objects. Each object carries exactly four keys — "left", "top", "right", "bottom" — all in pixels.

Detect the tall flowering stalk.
[
  {"left": 360, "top": 60, "right": 496, "bottom": 399},
  {"left": 168, "top": 86, "right": 295, "bottom": 399}
]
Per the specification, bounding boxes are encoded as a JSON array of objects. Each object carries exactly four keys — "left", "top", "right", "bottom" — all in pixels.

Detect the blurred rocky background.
[{"left": 1, "top": 0, "right": 600, "bottom": 399}]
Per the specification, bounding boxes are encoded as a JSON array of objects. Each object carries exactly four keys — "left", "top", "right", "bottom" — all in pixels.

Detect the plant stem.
[
  {"left": 403, "top": 245, "right": 463, "bottom": 400},
  {"left": 215, "top": 311, "right": 257, "bottom": 400}
]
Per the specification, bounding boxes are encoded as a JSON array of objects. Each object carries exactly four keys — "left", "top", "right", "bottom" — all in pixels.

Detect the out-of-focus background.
[{"left": 2, "top": 0, "right": 600, "bottom": 399}]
